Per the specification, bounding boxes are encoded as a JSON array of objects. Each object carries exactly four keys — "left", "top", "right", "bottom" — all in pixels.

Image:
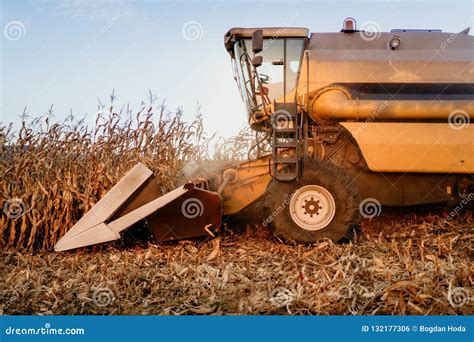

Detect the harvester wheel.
[{"left": 262, "top": 160, "right": 360, "bottom": 243}]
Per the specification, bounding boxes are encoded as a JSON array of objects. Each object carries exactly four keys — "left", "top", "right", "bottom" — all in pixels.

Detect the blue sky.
[{"left": 1, "top": 0, "right": 473, "bottom": 137}]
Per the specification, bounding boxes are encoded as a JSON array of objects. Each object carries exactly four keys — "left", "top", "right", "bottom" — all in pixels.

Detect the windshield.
[
  {"left": 233, "top": 38, "right": 305, "bottom": 116},
  {"left": 285, "top": 39, "right": 305, "bottom": 95},
  {"left": 245, "top": 39, "right": 285, "bottom": 101}
]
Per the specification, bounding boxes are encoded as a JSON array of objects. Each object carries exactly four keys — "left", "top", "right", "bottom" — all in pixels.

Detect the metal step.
[
  {"left": 273, "top": 156, "right": 298, "bottom": 163},
  {"left": 271, "top": 102, "right": 301, "bottom": 182},
  {"left": 273, "top": 173, "right": 297, "bottom": 181},
  {"left": 274, "top": 141, "right": 297, "bottom": 148},
  {"left": 273, "top": 128, "right": 296, "bottom": 133}
]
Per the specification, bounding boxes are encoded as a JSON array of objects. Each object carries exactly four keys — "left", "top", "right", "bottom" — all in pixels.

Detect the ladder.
[{"left": 271, "top": 102, "right": 302, "bottom": 181}]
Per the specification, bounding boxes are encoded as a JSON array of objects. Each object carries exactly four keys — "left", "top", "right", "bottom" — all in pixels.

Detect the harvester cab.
[
  {"left": 224, "top": 27, "right": 309, "bottom": 181},
  {"left": 55, "top": 19, "right": 473, "bottom": 252},
  {"left": 225, "top": 28, "right": 307, "bottom": 124}
]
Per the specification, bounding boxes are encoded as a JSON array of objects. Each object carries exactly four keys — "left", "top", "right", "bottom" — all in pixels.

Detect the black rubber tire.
[{"left": 262, "top": 160, "right": 360, "bottom": 243}]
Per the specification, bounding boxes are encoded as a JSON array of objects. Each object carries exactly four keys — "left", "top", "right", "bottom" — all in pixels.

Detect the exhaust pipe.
[{"left": 310, "top": 87, "right": 474, "bottom": 122}]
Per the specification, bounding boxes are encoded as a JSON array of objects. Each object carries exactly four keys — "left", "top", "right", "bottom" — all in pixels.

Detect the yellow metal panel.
[
  {"left": 221, "top": 156, "right": 272, "bottom": 215},
  {"left": 342, "top": 123, "right": 474, "bottom": 173}
]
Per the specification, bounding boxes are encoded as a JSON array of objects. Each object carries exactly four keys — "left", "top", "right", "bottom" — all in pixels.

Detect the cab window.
[{"left": 233, "top": 37, "right": 305, "bottom": 114}]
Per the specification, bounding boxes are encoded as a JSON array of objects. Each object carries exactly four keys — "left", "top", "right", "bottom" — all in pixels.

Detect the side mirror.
[
  {"left": 251, "top": 56, "right": 263, "bottom": 68},
  {"left": 252, "top": 29, "right": 263, "bottom": 54}
]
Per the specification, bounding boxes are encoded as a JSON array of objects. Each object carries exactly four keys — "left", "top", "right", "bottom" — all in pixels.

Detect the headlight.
[{"left": 389, "top": 36, "right": 401, "bottom": 50}]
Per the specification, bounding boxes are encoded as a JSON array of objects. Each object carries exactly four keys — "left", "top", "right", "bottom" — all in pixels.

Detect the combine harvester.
[{"left": 55, "top": 19, "right": 473, "bottom": 251}]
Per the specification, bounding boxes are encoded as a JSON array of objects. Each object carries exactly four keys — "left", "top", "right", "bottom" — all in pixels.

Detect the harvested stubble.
[{"left": 1, "top": 214, "right": 472, "bottom": 315}]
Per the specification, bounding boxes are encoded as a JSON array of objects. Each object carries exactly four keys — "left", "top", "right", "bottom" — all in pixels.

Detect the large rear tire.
[{"left": 262, "top": 160, "right": 360, "bottom": 243}]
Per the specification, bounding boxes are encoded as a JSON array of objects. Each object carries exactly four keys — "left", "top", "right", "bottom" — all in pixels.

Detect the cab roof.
[
  {"left": 224, "top": 27, "right": 309, "bottom": 55},
  {"left": 225, "top": 27, "right": 309, "bottom": 38}
]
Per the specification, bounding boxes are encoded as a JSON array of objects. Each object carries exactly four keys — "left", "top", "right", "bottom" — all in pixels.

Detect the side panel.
[
  {"left": 297, "top": 32, "right": 473, "bottom": 97},
  {"left": 351, "top": 170, "right": 454, "bottom": 206},
  {"left": 341, "top": 122, "right": 474, "bottom": 173},
  {"left": 220, "top": 156, "right": 272, "bottom": 215}
]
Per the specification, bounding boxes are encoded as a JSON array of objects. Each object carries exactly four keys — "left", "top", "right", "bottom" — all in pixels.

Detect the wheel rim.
[{"left": 289, "top": 185, "right": 336, "bottom": 231}]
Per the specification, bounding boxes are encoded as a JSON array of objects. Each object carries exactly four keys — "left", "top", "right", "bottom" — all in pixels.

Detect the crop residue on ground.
[{"left": 1, "top": 214, "right": 472, "bottom": 315}]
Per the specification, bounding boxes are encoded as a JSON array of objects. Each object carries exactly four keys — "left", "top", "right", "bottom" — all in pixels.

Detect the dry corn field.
[
  {"left": 1, "top": 105, "right": 473, "bottom": 315},
  {"left": 1, "top": 103, "right": 259, "bottom": 251}
]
